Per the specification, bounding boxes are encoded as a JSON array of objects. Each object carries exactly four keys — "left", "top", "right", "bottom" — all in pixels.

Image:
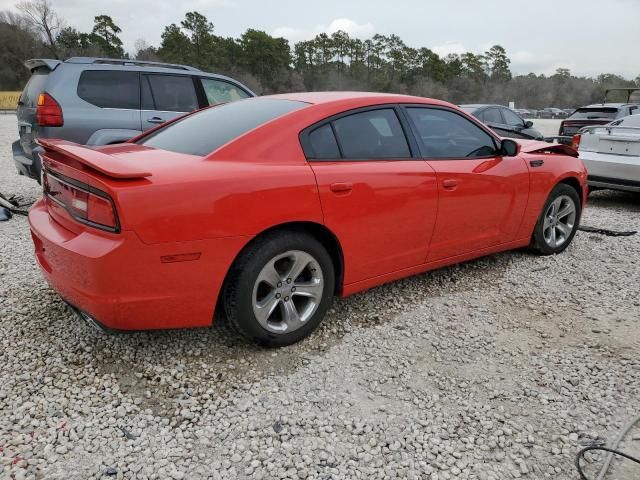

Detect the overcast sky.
[{"left": 4, "top": 0, "right": 639, "bottom": 78}]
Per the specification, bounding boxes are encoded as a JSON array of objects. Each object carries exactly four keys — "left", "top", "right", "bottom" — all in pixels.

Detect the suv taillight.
[
  {"left": 37, "top": 92, "right": 63, "bottom": 127},
  {"left": 571, "top": 134, "right": 581, "bottom": 150},
  {"left": 43, "top": 169, "right": 118, "bottom": 232}
]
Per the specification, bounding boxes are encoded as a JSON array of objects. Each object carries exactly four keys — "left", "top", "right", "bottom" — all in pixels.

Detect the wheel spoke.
[
  {"left": 292, "top": 280, "right": 322, "bottom": 300},
  {"left": 258, "top": 261, "right": 282, "bottom": 288},
  {"left": 286, "top": 252, "right": 311, "bottom": 282},
  {"left": 549, "top": 225, "right": 557, "bottom": 245},
  {"left": 557, "top": 203, "right": 575, "bottom": 220},
  {"left": 557, "top": 222, "right": 570, "bottom": 237},
  {"left": 254, "top": 292, "right": 280, "bottom": 324},
  {"left": 281, "top": 299, "right": 301, "bottom": 327},
  {"left": 543, "top": 215, "right": 551, "bottom": 229}
]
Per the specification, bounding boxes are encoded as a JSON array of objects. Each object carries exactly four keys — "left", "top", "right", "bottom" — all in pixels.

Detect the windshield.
[
  {"left": 139, "top": 98, "right": 308, "bottom": 156},
  {"left": 568, "top": 108, "right": 618, "bottom": 120}
]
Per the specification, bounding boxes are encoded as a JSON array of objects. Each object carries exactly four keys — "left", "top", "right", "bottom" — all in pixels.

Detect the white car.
[{"left": 576, "top": 114, "right": 640, "bottom": 193}]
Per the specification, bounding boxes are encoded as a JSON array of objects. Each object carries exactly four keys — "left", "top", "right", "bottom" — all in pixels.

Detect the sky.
[{"left": 3, "top": 0, "right": 639, "bottom": 79}]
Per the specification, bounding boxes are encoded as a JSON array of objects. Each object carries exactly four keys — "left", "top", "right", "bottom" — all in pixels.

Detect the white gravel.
[{"left": 1, "top": 113, "right": 639, "bottom": 480}]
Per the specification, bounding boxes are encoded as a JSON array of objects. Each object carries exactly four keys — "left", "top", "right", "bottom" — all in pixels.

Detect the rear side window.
[
  {"left": 201, "top": 78, "right": 250, "bottom": 105},
  {"left": 21, "top": 68, "right": 49, "bottom": 107},
  {"left": 569, "top": 108, "right": 618, "bottom": 120},
  {"left": 308, "top": 124, "right": 340, "bottom": 159},
  {"left": 139, "top": 98, "right": 307, "bottom": 156},
  {"left": 332, "top": 109, "right": 411, "bottom": 159},
  {"left": 407, "top": 108, "right": 497, "bottom": 158},
  {"left": 77, "top": 71, "right": 139, "bottom": 109},
  {"left": 145, "top": 75, "right": 199, "bottom": 112}
]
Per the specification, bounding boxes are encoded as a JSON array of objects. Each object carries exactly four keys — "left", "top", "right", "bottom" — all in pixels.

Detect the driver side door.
[{"left": 404, "top": 106, "right": 530, "bottom": 262}]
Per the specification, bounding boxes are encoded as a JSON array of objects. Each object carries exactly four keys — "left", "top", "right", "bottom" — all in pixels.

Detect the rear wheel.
[
  {"left": 223, "top": 231, "right": 335, "bottom": 347},
  {"left": 530, "top": 184, "right": 581, "bottom": 255}
]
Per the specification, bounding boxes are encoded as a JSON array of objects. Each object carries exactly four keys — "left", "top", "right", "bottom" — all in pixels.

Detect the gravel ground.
[{"left": 1, "top": 113, "right": 639, "bottom": 480}]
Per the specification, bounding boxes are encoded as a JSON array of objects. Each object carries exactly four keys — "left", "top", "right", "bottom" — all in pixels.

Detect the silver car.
[
  {"left": 13, "top": 57, "right": 255, "bottom": 181},
  {"left": 577, "top": 114, "right": 640, "bottom": 193}
]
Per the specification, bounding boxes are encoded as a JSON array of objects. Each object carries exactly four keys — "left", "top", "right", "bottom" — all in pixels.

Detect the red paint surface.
[{"left": 29, "top": 92, "right": 587, "bottom": 330}]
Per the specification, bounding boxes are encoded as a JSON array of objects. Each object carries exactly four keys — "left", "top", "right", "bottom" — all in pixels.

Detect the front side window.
[
  {"left": 77, "top": 71, "right": 139, "bottom": 109},
  {"left": 502, "top": 108, "right": 524, "bottom": 127},
  {"left": 407, "top": 107, "right": 497, "bottom": 158},
  {"left": 139, "top": 98, "right": 307, "bottom": 156},
  {"left": 145, "top": 74, "right": 199, "bottom": 112},
  {"left": 332, "top": 109, "right": 410, "bottom": 159},
  {"left": 201, "top": 78, "right": 250, "bottom": 105}
]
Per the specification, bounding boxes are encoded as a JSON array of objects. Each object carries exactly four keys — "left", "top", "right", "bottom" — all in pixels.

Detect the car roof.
[{"left": 268, "top": 91, "right": 455, "bottom": 108}]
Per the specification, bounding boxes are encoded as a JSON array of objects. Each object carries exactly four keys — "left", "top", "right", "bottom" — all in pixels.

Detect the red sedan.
[{"left": 29, "top": 92, "right": 587, "bottom": 346}]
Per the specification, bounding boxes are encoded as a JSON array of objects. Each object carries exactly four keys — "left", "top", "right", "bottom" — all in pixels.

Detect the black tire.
[
  {"left": 223, "top": 230, "right": 335, "bottom": 347},
  {"left": 530, "top": 183, "right": 581, "bottom": 255}
]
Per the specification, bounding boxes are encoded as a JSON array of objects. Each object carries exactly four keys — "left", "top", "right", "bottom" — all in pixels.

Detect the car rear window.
[
  {"left": 21, "top": 68, "right": 49, "bottom": 107},
  {"left": 139, "top": 98, "right": 307, "bottom": 156},
  {"left": 569, "top": 108, "right": 618, "bottom": 120},
  {"left": 77, "top": 71, "right": 140, "bottom": 109}
]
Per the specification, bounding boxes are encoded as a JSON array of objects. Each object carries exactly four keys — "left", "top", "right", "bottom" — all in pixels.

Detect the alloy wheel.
[{"left": 543, "top": 195, "right": 577, "bottom": 248}]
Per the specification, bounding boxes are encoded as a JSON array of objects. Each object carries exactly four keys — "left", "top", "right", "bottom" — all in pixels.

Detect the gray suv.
[{"left": 13, "top": 57, "right": 255, "bottom": 180}]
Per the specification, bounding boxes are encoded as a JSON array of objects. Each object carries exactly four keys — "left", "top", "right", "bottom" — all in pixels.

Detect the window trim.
[
  {"left": 76, "top": 70, "right": 141, "bottom": 110},
  {"left": 401, "top": 104, "right": 501, "bottom": 161},
  {"left": 197, "top": 76, "right": 253, "bottom": 106},
  {"left": 299, "top": 104, "right": 420, "bottom": 162}
]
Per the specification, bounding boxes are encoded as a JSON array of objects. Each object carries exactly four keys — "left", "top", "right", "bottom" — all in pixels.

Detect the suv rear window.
[
  {"left": 77, "top": 71, "right": 140, "bottom": 109},
  {"left": 568, "top": 108, "right": 618, "bottom": 120},
  {"left": 139, "top": 98, "right": 307, "bottom": 156},
  {"left": 21, "top": 68, "right": 49, "bottom": 107}
]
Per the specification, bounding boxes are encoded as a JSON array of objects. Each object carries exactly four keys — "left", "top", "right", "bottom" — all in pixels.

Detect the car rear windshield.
[
  {"left": 568, "top": 108, "right": 618, "bottom": 120},
  {"left": 21, "top": 68, "right": 49, "bottom": 107},
  {"left": 139, "top": 98, "right": 307, "bottom": 156}
]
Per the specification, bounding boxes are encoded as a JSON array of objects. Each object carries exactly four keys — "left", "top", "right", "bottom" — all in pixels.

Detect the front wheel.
[
  {"left": 530, "top": 184, "right": 581, "bottom": 255},
  {"left": 223, "top": 231, "right": 335, "bottom": 347}
]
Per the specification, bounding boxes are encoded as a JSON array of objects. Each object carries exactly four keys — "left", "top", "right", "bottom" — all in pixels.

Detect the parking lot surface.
[{"left": 1, "top": 113, "right": 639, "bottom": 479}]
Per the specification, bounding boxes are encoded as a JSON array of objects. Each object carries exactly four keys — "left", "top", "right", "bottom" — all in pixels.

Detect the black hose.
[{"left": 576, "top": 446, "right": 640, "bottom": 480}]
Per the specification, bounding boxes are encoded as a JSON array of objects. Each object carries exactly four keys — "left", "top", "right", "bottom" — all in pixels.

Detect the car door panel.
[
  {"left": 404, "top": 106, "right": 530, "bottom": 262},
  {"left": 311, "top": 161, "right": 438, "bottom": 284},
  {"left": 141, "top": 74, "right": 199, "bottom": 131},
  {"left": 426, "top": 157, "right": 530, "bottom": 261}
]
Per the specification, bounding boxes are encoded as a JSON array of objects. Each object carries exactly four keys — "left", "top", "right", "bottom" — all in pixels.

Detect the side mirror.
[
  {"left": 500, "top": 139, "right": 520, "bottom": 157},
  {"left": 524, "top": 120, "right": 534, "bottom": 129}
]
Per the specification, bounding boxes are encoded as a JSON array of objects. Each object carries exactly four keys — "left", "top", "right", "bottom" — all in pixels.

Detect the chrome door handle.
[
  {"left": 442, "top": 179, "right": 458, "bottom": 189},
  {"left": 330, "top": 182, "right": 353, "bottom": 193},
  {"left": 147, "top": 117, "right": 165, "bottom": 124}
]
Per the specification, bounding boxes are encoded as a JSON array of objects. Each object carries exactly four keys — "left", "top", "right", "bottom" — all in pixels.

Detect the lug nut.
[
  {"left": 286, "top": 278, "right": 292, "bottom": 284},
  {"left": 277, "top": 281, "right": 282, "bottom": 288},
  {"left": 275, "top": 293, "right": 281, "bottom": 299},
  {"left": 291, "top": 287, "right": 296, "bottom": 292},
  {"left": 284, "top": 296, "right": 289, "bottom": 301}
]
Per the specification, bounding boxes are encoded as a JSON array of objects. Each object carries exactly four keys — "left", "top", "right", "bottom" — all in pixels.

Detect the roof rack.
[
  {"left": 64, "top": 57, "right": 201, "bottom": 72},
  {"left": 603, "top": 88, "right": 640, "bottom": 104}
]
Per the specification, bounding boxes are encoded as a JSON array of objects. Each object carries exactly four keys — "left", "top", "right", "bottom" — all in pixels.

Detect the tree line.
[{"left": 1, "top": 0, "right": 639, "bottom": 108}]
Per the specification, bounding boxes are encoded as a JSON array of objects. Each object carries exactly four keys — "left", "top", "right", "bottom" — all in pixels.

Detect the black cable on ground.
[
  {"left": 578, "top": 225, "right": 637, "bottom": 236},
  {"left": 576, "top": 446, "right": 640, "bottom": 480}
]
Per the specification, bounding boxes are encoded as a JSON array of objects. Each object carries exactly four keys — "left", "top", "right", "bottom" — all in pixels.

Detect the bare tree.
[{"left": 16, "top": 0, "right": 62, "bottom": 58}]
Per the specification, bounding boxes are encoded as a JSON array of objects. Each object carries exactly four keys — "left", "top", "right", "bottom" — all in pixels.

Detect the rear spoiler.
[
  {"left": 38, "top": 139, "right": 152, "bottom": 179},
  {"left": 24, "top": 59, "right": 62, "bottom": 72}
]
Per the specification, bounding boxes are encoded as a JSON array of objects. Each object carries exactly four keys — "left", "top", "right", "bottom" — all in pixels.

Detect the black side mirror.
[
  {"left": 500, "top": 139, "right": 520, "bottom": 157},
  {"left": 524, "top": 120, "right": 534, "bottom": 129}
]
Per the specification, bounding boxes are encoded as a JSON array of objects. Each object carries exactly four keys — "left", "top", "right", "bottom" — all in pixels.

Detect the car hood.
[{"left": 515, "top": 140, "right": 578, "bottom": 157}]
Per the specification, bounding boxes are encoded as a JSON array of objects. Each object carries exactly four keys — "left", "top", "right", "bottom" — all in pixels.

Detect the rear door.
[
  {"left": 404, "top": 106, "right": 530, "bottom": 262},
  {"left": 303, "top": 107, "right": 438, "bottom": 285},
  {"left": 141, "top": 74, "right": 200, "bottom": 130}
]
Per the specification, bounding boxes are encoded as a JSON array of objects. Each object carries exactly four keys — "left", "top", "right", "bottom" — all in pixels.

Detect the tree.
[
  {"left": 90, "top": 15, "right": 125, "bottom": 58},
  {"left": 180, "top": 11, "right": 214, "bottom": 68},
  {"left": 0, "top": 11, "right": 44, "bottom": 89},
  {"left": 237, "top": 29, "right": 291, "bottom": 92},
  {"left": 134, "top": 39, "right": 159, "bottom": 61},
  {"left": 16, "top": 0, "right": 62, "bottom": 58},
  {"left": 484, "top": 45, "right": 511, "bottom": 82}
]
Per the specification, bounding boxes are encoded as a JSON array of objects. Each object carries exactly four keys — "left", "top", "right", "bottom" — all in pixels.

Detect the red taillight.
[
  {"left": 37, "top": 92, "right": 63, "bottom": 127},
  {"left": 43, "top": 170, "right": 118, "bottom": 232},
  {"left": 571, "top": 134, "right": 581, "bottom": 150}
]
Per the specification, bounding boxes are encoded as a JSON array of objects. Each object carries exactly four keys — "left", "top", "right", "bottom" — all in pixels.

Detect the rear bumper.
[
  {"left": 12, "top": 140, "right": 41, "bottom": 180},
  {"left": 581, "top": 151, "right": 640, "bottom": 192},
  {"left": 28, "top": 198, "right": 249, "bottom": 330}
]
